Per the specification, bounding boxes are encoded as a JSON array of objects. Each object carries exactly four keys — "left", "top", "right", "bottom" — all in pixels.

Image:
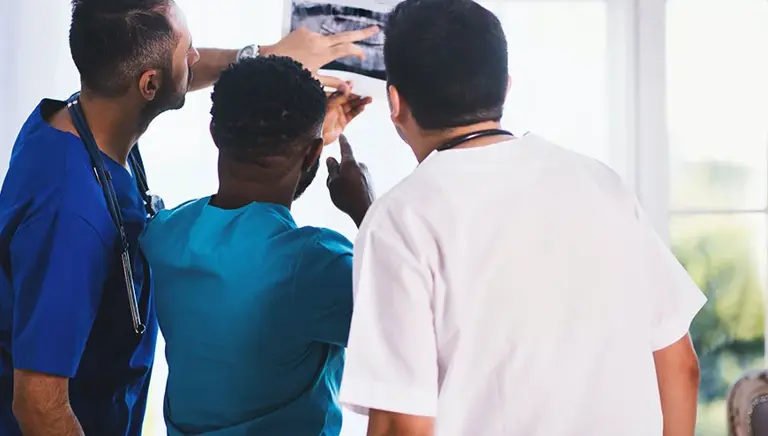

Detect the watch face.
[{"left": 240, "top": 45, "right": 256, "bottom": 59}]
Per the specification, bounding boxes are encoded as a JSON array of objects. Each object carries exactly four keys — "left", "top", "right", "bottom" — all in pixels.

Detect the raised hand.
[
  {"left": 326, "top": 135, "right": 375, "bottom": 228},
  {"left": 261, "top": 26, "right": 380, "bottom": 74},
  {"left": 323, "top": 83, "right": 373, "bottom": 146}
]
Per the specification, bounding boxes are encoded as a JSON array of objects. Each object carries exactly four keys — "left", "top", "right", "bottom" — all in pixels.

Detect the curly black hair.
[
  {"left": 210, "top": 56, "right": 327, "bottom": 162},
  {"left": 70, "top": 0, "right": 177, "bottom": 97}
]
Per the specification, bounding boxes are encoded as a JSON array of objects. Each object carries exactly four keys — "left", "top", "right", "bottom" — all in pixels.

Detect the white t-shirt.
[{"left": 339, "top": 134, "right": 706, "bottom": 436}]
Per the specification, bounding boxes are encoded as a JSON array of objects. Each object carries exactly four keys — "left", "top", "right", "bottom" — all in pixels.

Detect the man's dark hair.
[
  {"left": 210, "top": 56, "right": 326, "bottom": 164},
  {"left": 385, "top": 0, "right": 508, "bottom": 130},
  {"left": 69, "top": 0, "right": 178, "bottom": 97}
]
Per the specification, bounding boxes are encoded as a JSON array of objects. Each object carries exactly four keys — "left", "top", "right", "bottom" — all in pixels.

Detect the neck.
[
  {"left": 211, "top": 156, "right": 297, "bottom": 210},
  {"left": 412, "top": 121, "right": 509, "bottom": 162},
  {"left": 78, "top": 90, "right": 145, "bottom": 166}
]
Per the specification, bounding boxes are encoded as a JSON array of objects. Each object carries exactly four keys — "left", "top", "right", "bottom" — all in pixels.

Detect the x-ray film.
[{"left": 284, "top": 0, "right": 403, "bottom": 96}]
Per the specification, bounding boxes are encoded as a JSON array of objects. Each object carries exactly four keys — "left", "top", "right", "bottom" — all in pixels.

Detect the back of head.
[
  {"left": 385, "top": 0, "right": 508, "bottom": 130},
  {"left": 70, "top": 0, "right": 177, "bottom": 97},
  {"left": 210, "top": 56, "right": 326, "bottom": 167}
]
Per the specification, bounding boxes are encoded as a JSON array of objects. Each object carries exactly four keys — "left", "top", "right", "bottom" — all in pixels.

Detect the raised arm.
[
  {"left": 188, "top": 48, "right": 238, "bottom": 92},
  {"left": 189, "top": 26, "right": 379, "bottom": 91},
  {"left": 326, "top": 135, "right": 375, "bottom": 228}
]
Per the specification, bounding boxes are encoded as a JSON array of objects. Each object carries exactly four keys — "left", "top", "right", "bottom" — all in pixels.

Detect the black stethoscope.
[
  {"left": 436, "top": 128, "right": 517, "bottom": 152},
  {"left": 66, "top": 94, "right": 163, "bottom": 336}
]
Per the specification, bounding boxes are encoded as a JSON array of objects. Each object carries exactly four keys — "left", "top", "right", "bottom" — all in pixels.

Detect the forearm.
[
  {"left": 189, "top": 48, "right": 239, "bottom": 92},
  {"left": 367, "top": 410, "right": 434, "bottom": 436},
  {"left": 351, "top": 204, "right": 371, "bottom": 229},
  {"left": 654, "top": 335, "right": 700, "bottom": 436},
  {"left": 659, "top": 379, "right": 698, "bottom": 436},
  {"left": 13, "top": 401, "right": 84, "bottom": 436}
]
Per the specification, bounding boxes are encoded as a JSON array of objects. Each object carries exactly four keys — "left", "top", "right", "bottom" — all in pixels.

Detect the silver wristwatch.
[{"left": 236, "top": 44, "right": 260, "bottom": 62}]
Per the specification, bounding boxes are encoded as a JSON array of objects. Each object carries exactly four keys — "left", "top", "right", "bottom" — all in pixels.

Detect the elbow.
[
  {"left": 686, "top": 357, "right": 701, "bottom": 384},
  {"left": 12, "top": 394, "right": 53, "bottom": 427},
  {"left": 12, "top": 396, "right": 31, "bottom": 425}
]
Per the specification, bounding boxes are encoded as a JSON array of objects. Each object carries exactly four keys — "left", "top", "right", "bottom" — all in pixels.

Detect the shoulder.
[
  {"left": 11, "top": 99, "right": 88, "bottom": 173},
  {"left": 148, "top": 198, "right": 206, "bottom": 226},
  {"left": 4, "top": 100, "right": 107, "bottom": 219},
  {"left": 141, "top": 198, "right": 207, "bottom": 243},
  {"left": 357, "top": 187, "right": 428, "bottom": 244},
  {"left": 297, "top": 226, "right": 354, "bottom": 261},
  {"left": 519, "top": 134, "right": 638, "bottom": 213},
  {"left": 292, "top": 227, "right": 354, "bottom": 282}
]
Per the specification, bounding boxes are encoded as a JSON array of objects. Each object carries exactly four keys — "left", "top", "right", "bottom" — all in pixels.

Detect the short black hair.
[
  {"left": 385, "top": 0, "right": 508, "bottom": 130},
  {"left": 210, "top": 56, "right": 326, "bottom": 162},
  {"left": 69, "top": 0, "right": 178, "bottom": 97}
]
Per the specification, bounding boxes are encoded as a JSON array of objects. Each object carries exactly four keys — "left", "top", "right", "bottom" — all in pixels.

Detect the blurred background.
[{"left": 1, "top": 0, "right": 766, "bottom": 435}]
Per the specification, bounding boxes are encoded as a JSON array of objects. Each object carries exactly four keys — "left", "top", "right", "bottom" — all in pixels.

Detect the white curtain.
[{"left": 2, "top": 1, "right": 616, "bottom": 435}]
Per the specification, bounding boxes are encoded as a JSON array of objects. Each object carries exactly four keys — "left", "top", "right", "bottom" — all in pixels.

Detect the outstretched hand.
[
  {"left": 261, "top": 26, "right": 380, "bottom": 75},
  {"left": 327, "top": 135, "right": 375, "bottom": 228},
  {"left": 323, "top": 83, "right": 372, "bottom": 146}
]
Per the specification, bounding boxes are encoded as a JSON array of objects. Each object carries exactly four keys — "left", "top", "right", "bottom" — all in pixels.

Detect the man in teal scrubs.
[{"left": 140, "top": 56, "right": 374, "bottom": 435}]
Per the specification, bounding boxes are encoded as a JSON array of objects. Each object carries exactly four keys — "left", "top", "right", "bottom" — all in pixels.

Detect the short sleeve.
[
  {"left": 11, "top": 209, "right": 111, "bottom": 377},
  {"left": 295, "top": 229, "right": 354, "bottom": 347},
  {"left": 634, "top": 203, "right": 707, "bottom": 351},
  {"left": 340, "top": 201, "right": 438, "bottom": 418}
]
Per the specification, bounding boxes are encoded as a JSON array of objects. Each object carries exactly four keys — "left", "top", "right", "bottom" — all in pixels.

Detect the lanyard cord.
[
  {"left": 436, "top": 128, "right": 515, "bottom": 152},
  {"left": 66, "top": 96, "right": 147, "bottom": 336}
]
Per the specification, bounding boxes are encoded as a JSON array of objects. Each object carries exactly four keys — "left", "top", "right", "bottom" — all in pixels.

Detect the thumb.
[{"left": 326, "top": 156, "right": 340, "bottom": 185}]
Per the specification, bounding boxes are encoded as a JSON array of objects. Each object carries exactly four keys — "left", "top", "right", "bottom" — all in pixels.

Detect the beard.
[
  {"left": 138, "top": 67, "right": 191, "bottom": 132},
  {"left": 293, "top": 159, "right": 320, "bottom": 200}
]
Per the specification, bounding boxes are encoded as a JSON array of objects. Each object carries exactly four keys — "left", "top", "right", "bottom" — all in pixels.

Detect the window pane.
[
  {"left": 670, "top": 214, "right": 766, "bottom": 436},
  {"left": 667, "top": 0, "right": 768, "bottom": 210},
  {"left": 481, "top": 1, "right": 609, "bottom": 165}
]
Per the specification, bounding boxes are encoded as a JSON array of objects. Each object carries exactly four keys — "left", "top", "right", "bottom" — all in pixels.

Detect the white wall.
[{"left": 0, "top": 0, "right": 81, "bottom": 176}]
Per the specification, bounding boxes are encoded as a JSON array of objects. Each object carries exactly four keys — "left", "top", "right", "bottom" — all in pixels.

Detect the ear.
[
  {"left": 209, "top": 121, "right": 219, "bottom": 149},
  {"left": 139, "top": 69, "right": 163, "bottom": 102},
  {"left": 303, "top": 138, "right": 324, "bottom": 170},
  {"left": 388, "top": 85, "right": 404, "bottom": 125},
  {"left": 506, "top": 74, "right": 512, "bottom": 98}
]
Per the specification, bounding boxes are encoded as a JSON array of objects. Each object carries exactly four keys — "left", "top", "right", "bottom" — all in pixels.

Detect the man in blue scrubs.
[
  {"left": 0, "top": 1, "right": 377, "bottom": 435},
  {"left": 140, "top": 56, "right": 374, "bottom": 435}
]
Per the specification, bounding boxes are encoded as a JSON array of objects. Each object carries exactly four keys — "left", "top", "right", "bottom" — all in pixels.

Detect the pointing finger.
[
  {"left": 326, "top": 26, "right": 380, "bottom": 46},
  {"left": 339, "top": 134, "right": 355, "bottom": 161}
]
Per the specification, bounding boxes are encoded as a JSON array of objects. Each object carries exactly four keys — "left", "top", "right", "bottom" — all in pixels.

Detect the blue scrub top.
[
  {"left": 141, "top": 198, "right": 353, "bottom": 436},
  {"left": 0, "top": 99, "right": 158, "bottom": 436}
]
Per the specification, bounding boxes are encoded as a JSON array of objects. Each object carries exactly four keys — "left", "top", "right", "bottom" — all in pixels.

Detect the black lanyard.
[
  {"left": 66, "top": 95, "right": 158, "bottom": 335},
  {"left": 436, "top": 128, "right": 515, "bottom": 152}
]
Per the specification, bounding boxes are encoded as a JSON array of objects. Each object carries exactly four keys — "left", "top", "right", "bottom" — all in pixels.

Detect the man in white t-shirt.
[{"left": 338, "top": 1, "right": 707, "bottom": 435}]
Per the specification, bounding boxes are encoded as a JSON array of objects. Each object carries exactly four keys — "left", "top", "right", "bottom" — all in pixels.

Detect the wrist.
[
  {"left": 257, "top": 44, "right": 276, "bottom": 57},
  {"left": 349, "top": 202, "right": 372, "bottom": 229},
  {"left": 236, "top": 44, "right": 265, "bottom": 63}
]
